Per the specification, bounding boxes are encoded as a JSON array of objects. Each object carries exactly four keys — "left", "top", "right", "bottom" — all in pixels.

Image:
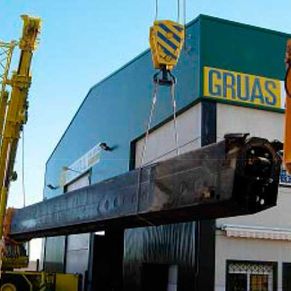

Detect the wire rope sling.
[{"left": 140, "top": 0, "right": 186, "bottom": 167}]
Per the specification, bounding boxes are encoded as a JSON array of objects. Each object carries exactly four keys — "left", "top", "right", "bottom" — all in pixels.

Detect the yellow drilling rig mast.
[
  {"left": 0, "top": 16, "right": 81, "bottom": 291},
  {"left": 0, "top": 15, "right": 41, "bottom": 270}
]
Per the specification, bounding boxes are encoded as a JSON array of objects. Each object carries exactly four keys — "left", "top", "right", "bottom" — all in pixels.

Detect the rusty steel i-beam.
[{"left": 10, "top": 134, "right": 282, "bottom": 241}]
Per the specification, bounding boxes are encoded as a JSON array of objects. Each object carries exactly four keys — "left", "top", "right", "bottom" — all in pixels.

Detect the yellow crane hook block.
[
  {"left": 283, "top": 39, "right": 291, "bottom": 173},
  {"left": 149, "top": 20, "right": 185, "bottom": 71}
]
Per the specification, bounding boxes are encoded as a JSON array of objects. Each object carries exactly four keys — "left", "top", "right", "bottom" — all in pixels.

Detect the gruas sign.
[{"left": 204, "top": 66, "right": 285, "bottom": 110}]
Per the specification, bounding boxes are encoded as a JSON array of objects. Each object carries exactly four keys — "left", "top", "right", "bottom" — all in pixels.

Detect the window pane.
[
  {"left": 227, "top": 274, "right": 247, "bottom": 291},
  {"left": 250, "top": 274, "right": 268, "bottom": 291},
  {"left": 283, "top": 263, "right": 291, "bottom": 291}
]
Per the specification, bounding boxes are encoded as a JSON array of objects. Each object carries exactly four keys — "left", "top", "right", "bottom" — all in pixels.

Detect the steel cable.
[
  {"left": 177, "top": 0, "right": 180, "bottom": 23},
  {"left": 155, "top": 0, "right": 159, "bottom": 21},
  {"left": 140, "top": 82, "right": 159, "bottom": 167},
  {"left": 171, "top": 82, "right": 180, "bottom": 156},
  {"left": 21, "top": 130, "right": 26, "bottom": 207}
]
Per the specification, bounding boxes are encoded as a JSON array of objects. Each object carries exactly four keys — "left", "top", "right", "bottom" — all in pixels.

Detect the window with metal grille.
[{"left": 226, "top": 261, "right": 277, "bottom": 291}]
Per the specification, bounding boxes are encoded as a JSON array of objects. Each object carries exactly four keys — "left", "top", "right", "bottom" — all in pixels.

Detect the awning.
[{"left": 221, "top": 224, "right": 291, "bottom": 241}]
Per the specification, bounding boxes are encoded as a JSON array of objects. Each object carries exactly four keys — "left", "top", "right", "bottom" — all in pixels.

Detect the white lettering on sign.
[{"left": 60, "top": 143, "right": 102, "bottom": 186}]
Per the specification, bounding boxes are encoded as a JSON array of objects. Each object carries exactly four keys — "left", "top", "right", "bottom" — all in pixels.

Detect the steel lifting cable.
[
  {"left": 140, "top": 82, "right": 159, "bottom": 167},
  {"left": 177, "top": 0, "right": 181, "bottom": 23},
  {"left": 183, "top": 0, "right": 186, "bottom": 45},
  {"left": 21, "top": 129, "right": 26, "bottom": 207},
  {"left": 155, "top": 0, "right": 184, "bottom": 25},
  {"left": 140, "top": 80, "right": 180, "bottom": 167},
  {"left": 183, "top": 0, "right": 186, "bottom": 26},
  {"left": 155, "top": 0, "right": 159, "bottom": 21},
  {"left": 170, "top": 82, "right": 180, "bottom": 156},
  {"left": 135, "top": 81, "right": 159, "bottom": 227},
  {"left": 145, "top": 0, "right": 184, "bottom": 165},
  {"left": 136, "top": 79, "right": 179, "bottom": 227},
  {"left": 177, "top": 0, "right": 186, "bottom": 25}
]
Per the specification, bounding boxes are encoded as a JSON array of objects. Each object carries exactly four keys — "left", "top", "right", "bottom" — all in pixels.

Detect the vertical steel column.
[{"left": 194, "top": 100, "right": 216, "bottom": 291}]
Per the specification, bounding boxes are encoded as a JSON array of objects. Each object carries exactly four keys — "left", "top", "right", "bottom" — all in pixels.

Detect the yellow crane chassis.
[{"left": 0, "top": 271, "right": 81, "bottom": 291}]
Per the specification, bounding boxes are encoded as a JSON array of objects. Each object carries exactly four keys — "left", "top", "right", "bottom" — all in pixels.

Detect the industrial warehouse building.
[{"left": 42, "top": 15, "right": 291, "bottom": 291}]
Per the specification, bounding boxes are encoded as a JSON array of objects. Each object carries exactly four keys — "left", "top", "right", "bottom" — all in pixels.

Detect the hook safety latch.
[{"left": 153, "top": 66, "right": 176, "bottom": 86}]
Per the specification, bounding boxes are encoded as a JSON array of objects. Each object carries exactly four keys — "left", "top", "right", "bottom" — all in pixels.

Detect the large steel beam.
[{"left": 10, "top": 134, "right": 281, "bottom": 241}]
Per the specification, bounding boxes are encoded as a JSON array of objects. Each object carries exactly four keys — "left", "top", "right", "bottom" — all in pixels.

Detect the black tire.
[{"left": 0, "top": 274, "right": 31, "bottom": 291}]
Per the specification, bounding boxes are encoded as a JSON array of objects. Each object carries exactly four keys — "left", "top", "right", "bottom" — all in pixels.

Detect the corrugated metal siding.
[
  {"left": 44, "top": 236, "right": 65, "bottom": 272},
  {"left": 123, "top": 223, "right": 196, "bottom": 291}
]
